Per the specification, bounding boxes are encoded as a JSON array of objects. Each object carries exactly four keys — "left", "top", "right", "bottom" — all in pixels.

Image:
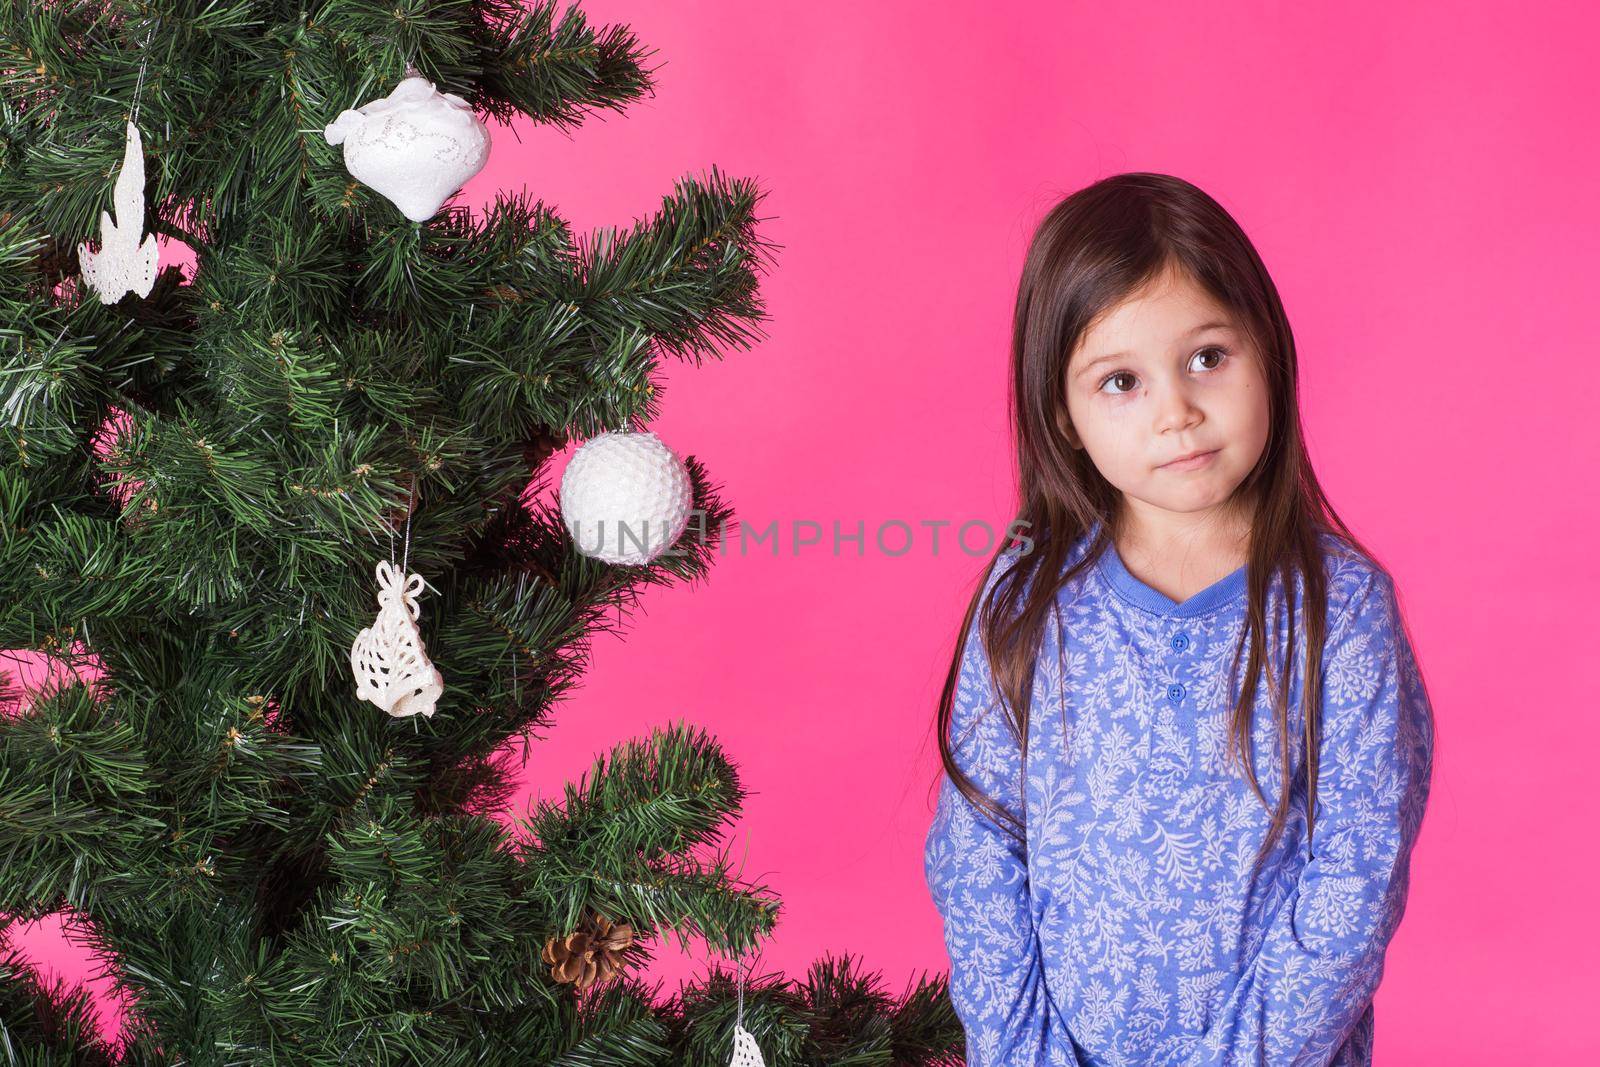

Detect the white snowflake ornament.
[
  {"left": 78, "top": 121, "right": 159, "bottom": 303},
  {"left": 560, "top": 431, "right": 693, "bottom": 565},
  {"left": 324, "top": 72, "right": 491, "bottom": 222},
  {"left": 350, "top": 558, "right": 445, "bottom": 718},
  {"left": 729, "top": 1024, "right": 766, "bottom": 1067}
]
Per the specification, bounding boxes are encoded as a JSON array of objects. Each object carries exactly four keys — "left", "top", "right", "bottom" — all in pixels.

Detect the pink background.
[{"left": 6, "top": 1, "right": 1597, "bottom": 1061}]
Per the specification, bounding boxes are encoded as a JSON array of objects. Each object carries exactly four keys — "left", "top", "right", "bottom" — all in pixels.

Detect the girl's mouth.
[{"left": 1159, "top": 449, "right": 1219, "bottom": 471}]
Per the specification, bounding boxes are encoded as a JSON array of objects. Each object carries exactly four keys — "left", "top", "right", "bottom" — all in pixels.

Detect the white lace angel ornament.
[
  {"left": 79, "top": 19, "right": 160, "bottom": 303},
  {"left": 78, "top": 119, "right": 159, "bottom": 303},
  {"left": 350, "top": 558, "right": 445, "bottom": 718}
]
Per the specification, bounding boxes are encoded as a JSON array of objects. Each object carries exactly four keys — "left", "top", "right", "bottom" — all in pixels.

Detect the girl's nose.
[{"left": 1153, "top": 383, "right": 1203, "bottom": 432}]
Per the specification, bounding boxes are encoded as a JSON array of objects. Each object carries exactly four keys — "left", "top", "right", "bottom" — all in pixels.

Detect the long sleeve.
[
  {"left": 1181, "top": 571, "right": 1435, "bottom": 1067},
  {"left": 924, "top": 556, "right": 1082, "bottom": 1067}
]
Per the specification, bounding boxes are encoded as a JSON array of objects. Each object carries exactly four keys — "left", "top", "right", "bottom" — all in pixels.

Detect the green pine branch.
[
  {"left": 0, "top": 681, "right": 161, "bottom": 919},
  {"left": 0, "top": 930, "right": 117, "bottom": 1066},
  {"left": 518, "top": 719, "right": 779, "bottom": 960}
]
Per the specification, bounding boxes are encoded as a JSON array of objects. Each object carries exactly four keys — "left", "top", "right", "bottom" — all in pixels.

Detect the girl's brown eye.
[{"left": 1100, "top": 371, "right": 1137, "bottom": 395}]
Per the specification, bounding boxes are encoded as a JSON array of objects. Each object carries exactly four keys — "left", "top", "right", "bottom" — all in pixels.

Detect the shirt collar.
[{"left": 1089, "top": 520, "right": 1249, "bottom": 619}]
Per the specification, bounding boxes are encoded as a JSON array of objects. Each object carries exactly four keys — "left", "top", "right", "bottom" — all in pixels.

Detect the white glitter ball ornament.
[
  {"left": 78, "top": 121, "right": 159, "bottom": 303},
  {"left": 560, "top": 431, "right": 692, "bottom": 565},
  {"left": 323, "top": 73, "right": 490, "bottom": 222},
  {"left": 350, "top": 559, "right": 445, "bottom": 718}
]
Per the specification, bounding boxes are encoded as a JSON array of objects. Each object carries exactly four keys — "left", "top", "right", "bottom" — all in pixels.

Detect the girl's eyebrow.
[{"left": 1073, "top": 321, "right": 1233, "bottom": 380}]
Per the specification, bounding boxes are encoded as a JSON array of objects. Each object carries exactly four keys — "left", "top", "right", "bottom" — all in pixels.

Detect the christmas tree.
[{"left": 0, "top": 1, "right": 962, "bottom": 1063}]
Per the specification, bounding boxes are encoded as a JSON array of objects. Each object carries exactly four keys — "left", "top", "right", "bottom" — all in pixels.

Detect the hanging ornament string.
[
  {"left": 382, "top": 470, "right": 422, "bottom": 583},
  {"left": 727, "top": 946, "right": 767, "bottom": 1067},
  {"left": 392, "top": 474, "right": 414, "bottom": 578},
  {"left": 398, "top": 32, "right": 418, "bottom": 87},
  {"left": 735, "top": 950, "right": 745, "bottom": 1029},
  {"left": 399, "top": 483, "right": 419, "bottom": 718},
  {"left": 129, "top": 17, "right": 156, "bottom": 128}
]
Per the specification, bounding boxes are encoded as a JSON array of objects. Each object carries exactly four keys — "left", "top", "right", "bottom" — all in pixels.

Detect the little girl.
[{"left": 923, "top": 173, "right": 1435, "bottom": 1067}]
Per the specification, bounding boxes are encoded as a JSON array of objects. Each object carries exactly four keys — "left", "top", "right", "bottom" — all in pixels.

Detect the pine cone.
[{"left": 541, "top": 912, "right": 635, "bottom": 992}]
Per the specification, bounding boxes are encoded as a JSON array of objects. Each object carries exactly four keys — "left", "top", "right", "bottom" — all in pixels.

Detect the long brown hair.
[{"left": 936, "top": 172, "right": 1391, "bottom": 878}]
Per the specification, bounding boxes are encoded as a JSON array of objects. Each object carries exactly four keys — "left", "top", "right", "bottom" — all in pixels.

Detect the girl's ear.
[{"left": 1054, "top": 406, "right": 1081, "bottom": 450}]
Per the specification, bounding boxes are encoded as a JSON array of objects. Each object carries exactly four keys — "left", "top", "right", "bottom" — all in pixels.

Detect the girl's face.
[{"left": 1062, "top": 265, "right": 1270, "bottom": 537}]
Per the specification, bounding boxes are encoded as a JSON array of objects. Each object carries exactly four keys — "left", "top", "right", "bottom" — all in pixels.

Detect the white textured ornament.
[
  {"left": 729, "top": 1024, "right": 766, "bottom": 1067},
  {"left": 350, "top": 558, "right": 444, "bottom": 718},
  {"left": 77, "top": 121, "right": 159, "bottom": 303},
  {"left": 560, "top": 431, "right": 692, "bottom": 565},
  {"left": 324, "top": 73, "right": 491, "bottom": 222}
]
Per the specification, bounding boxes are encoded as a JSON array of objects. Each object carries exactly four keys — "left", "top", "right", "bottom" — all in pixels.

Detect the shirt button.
[
  {"left": 1171, "top": 631, "right": 1190, "bottom": 652},
  {"left": 1167, "top": 682, "right": 1185, "bottom": 703}
]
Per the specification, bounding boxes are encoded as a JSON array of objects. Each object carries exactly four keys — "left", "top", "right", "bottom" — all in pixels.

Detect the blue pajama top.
[{"left": 923, "top": 520, "right": 1434, "bottom": 1066}]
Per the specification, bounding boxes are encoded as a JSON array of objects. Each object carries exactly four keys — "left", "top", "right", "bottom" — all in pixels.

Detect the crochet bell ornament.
[
  {"left": 323, "top": 71, "right": 491, "bottom": 222},
  {"left": 729, "top": 1025, "right": 766, "bottom": 1067},
  {"left": 350, "top": 558, "right": 445, "bottom": 718}
]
